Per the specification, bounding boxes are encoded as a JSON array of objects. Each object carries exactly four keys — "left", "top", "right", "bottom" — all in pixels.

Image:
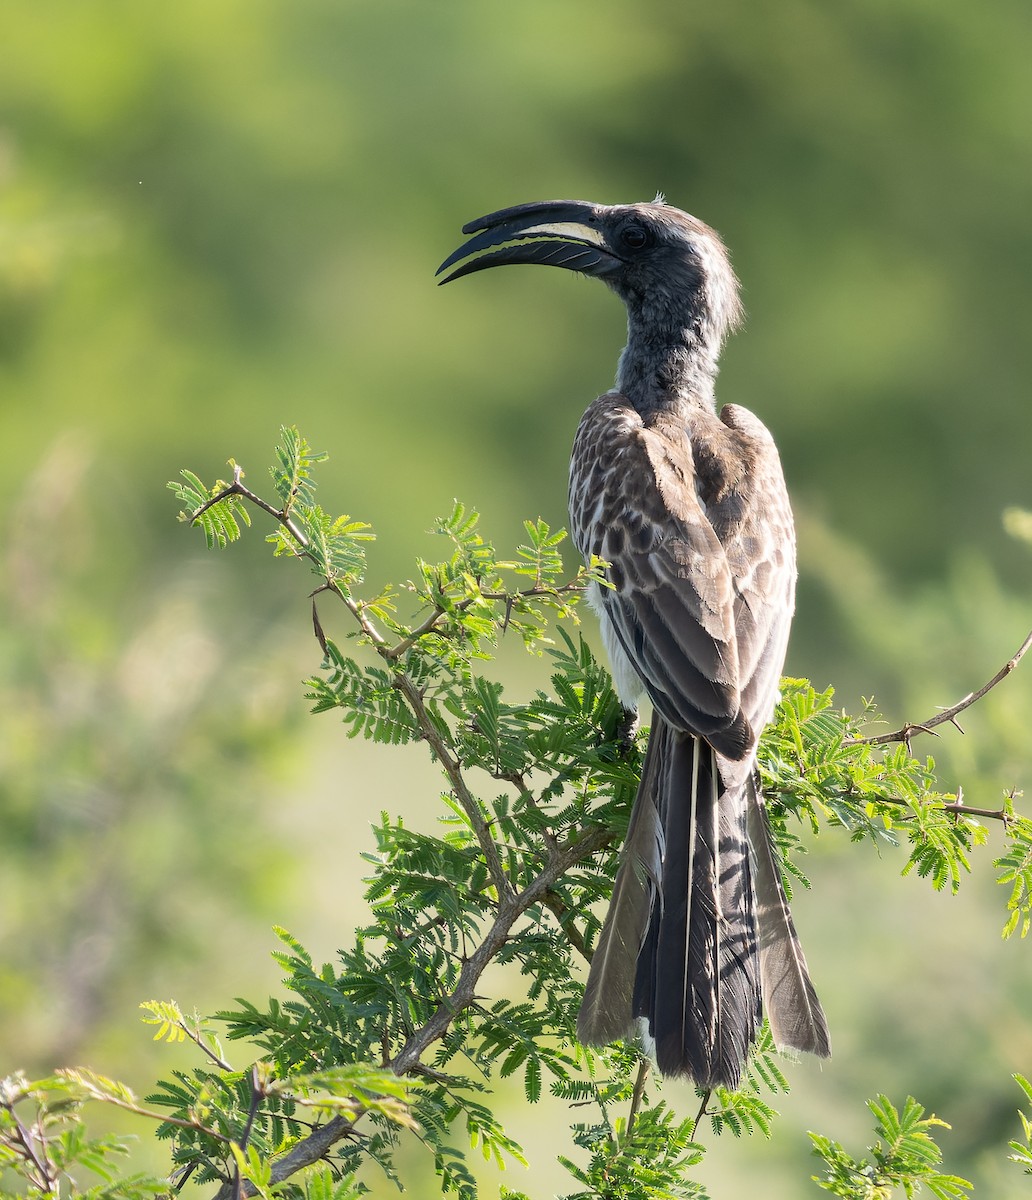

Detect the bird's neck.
[{"left": 615, "top": 315, "right": 721, "bottom": 415}]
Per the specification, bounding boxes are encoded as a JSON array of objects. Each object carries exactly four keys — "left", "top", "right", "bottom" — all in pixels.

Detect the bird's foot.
[{"left": 615, "top": 706, "right": 640, "bottom": 756}]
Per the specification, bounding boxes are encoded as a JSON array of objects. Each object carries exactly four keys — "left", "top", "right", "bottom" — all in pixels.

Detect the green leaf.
[
  {"left": 270, "top": 425, "right": 329, "bottom": 512},
  {"left": 168, "top": 469, "right": 251, "bottom": 549}
]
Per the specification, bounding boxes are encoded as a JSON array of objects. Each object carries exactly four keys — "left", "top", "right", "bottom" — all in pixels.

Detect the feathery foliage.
[{"left": 809, "top": 1094, "right": 972, "bottom": 1199}]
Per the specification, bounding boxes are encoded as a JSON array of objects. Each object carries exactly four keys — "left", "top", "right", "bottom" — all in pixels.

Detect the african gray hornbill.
[{"left": 437, "top": 198, "right": 831, "bottom": 1090}]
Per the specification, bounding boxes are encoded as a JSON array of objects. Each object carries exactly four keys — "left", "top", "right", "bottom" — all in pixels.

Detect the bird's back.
[{"left": 569, "top": 390, "right": 795, "bottom": 756}]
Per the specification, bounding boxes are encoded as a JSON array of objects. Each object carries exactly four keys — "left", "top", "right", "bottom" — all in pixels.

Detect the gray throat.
[{"left": 615, "top": 314, "right": 721, "bottom": 415}]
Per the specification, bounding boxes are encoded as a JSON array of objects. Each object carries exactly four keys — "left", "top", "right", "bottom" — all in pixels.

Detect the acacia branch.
[
  {"left": 324, "top": 567, "right": 593, "bottom": 906},
  {"left": 941, "top": 787, "right": 1020, "bottom": 825},
  {"left": 384, "top": 575, "right": 589, "bottom": 663},
  {"left": 849, "top": 628, "right": 1032, "bottom": 749},
  {"left": 943, "top": 803, "right": 1010, "bottom": 823},
  {"left": 198, "top": 477, "right": 598, "bottom": 926},
  {"left": 53, "top": 1071, "right": 231, "bottom": 1146},
  {"left": 192, "top": 468, "right": 312, "bottom": 551},
  {"left": 174, "top": 1017, "right": 233, "bottom": 1073},
  {"left": 390, "top": 824, "right": 612, "bottom": 1070},
  {"left": 212, "top": 824, "right": 614, "bottom": 1199},
  {"left": 315, "top": 577, "right": 512, "bottom": 900}
]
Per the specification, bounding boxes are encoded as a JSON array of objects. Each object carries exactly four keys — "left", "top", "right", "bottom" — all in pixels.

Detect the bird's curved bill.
[{"left": 436, "top": 200, "right": 619, "bottom": 285}]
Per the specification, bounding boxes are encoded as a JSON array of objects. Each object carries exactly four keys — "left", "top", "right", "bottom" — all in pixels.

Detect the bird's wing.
[
  {"left": 570, "top": 394, "right": 795, "bottom": 758},
  {"left": 570, "top": 395, "right": 741, "bottom": 755},
  {"left": 710, "top": 402, "right": 796, "bottom": 740}
]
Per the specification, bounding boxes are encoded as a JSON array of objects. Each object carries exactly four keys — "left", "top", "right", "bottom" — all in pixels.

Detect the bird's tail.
[
  {"left": 577, "top": 716, "right": 829, "bottom": 1089},
  {"left": 746, "top": 774, "right": 831, "bottom": 1062}
]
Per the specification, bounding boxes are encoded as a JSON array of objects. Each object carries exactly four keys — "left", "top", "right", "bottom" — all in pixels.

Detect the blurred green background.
[{"left": 2, "top": 0, "right": 1031, "bottom": 1195}]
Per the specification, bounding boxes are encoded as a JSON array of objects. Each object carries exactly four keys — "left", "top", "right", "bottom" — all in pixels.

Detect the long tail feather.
[
  {"left": 746, "top": 776, "right": 831, "bottom": 1058},
  {"left": 577, "top": 724, "right": 665, "bottom": 1047}
]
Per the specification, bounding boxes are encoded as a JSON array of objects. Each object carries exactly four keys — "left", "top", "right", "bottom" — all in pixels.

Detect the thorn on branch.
[
  {"left": 169, "top": 1161, "right": 199, "bottom": 1192},
  {"left": 312, "top": 598, "right": 328, "bottom": 655}
]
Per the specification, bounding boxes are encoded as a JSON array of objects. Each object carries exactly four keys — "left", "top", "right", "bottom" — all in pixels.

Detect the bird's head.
[{"left": 437, "top": 197, "right": 743, "bottom": 355}]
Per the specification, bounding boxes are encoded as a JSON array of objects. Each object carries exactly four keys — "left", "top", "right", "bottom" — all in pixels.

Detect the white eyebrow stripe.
[{"left": 519, "top": 221, "right": 607, "bottom": 246}]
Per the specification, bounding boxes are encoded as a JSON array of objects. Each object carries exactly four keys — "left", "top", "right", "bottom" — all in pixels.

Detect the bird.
[{"left": 437, "top": 197, "right": 830, "bottom": 1090}]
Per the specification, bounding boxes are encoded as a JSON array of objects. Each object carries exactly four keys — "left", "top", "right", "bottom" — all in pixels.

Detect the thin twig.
[
  {"left": 392, "top": 669, "right": 514, "bottom": 903},
  {"left": 231, "top": 1067, "right": 266, "bottom": 1200},
  {"left": 177, "top": 1019, "right": 233, "bottom": 1073},
  {"left": 50, "top": 1069, "right": 230, "bottom": 1144},
  {"left": 844, "top": 780, "right": 1013, "bottom": 826},
  {"left": 501, "top": 769, "right": 562, "bottom": 853},
  {"left": 625, "top": 1060, "right": 650, "bottom": 1140},
  {"left": 310, "top": 580, "right": 516, "bottom": 901},
  {"left": 849, "top": 628, "right": 1032, "bottom": 748},
  {"left": 192, "top": 472, "right": 312, "bottom": 551},
  {"left": 239, "top": 1066, "right": 265, "bottom": 1152},
  {"left": 690, "top": 1088, "right": 712, "bottom": 1141},
  {"left": 942, "top": 803, "right": 1010, "bottom": 824},
  {"left": 388, "top": 825, "right": 613, "bottom": 1072}
]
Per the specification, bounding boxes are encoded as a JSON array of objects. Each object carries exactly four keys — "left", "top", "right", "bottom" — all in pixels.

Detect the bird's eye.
[{"left": 620, "top": 224, "right": 650, "bottom": 250}]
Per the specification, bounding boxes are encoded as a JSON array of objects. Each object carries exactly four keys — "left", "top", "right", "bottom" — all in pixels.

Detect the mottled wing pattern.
[
  {"left": 703, "top": 403, "right": 796, "bottom": 743},
  {"left": 569, "top": 392, "right": 795, "bottom": 755}
]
